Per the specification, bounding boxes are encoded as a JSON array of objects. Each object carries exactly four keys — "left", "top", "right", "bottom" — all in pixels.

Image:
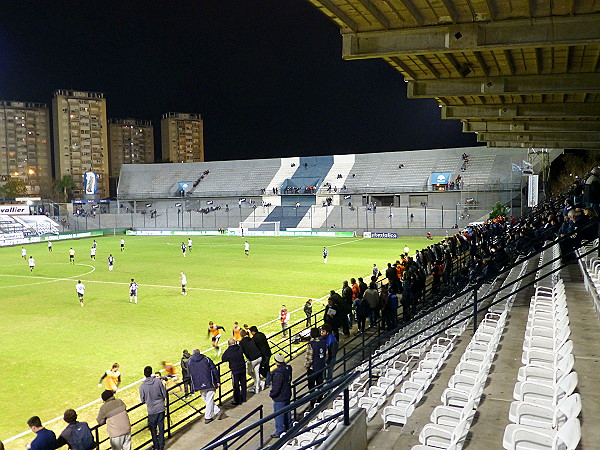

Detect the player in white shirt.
[
  {"left": 180, "top": 272, "right": 187, "bottom": 295},
  {"left": 21, "top": 247, "right": 27, "bottom": 259},
  {"left": 129, "top": 279, "right": 138, "bottom": 304},
  {"left": 75, "top": 280, "right": 85, "bottom": 307},
  {"left": 120, "top": 238, "right": 125, "bottom": 252},
  {"left": 187, "top": 238, "right": 193, "bottom": 253},
  {"left": 28, "top": 256, "right": 35, "bottom": 272},
  {"left": 244, "top": 241, "right": 250, "bottom": 257},
  {"left": 47, "top": 241, "right": 52, "bottom": 252},
  {"left": 90, "top": 246, "right": 97, "bottom": 260},
  {"left": 107, "top": 254, "right": 115, "bottom": 271}
]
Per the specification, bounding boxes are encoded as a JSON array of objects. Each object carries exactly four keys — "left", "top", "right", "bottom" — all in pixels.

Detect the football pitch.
[{"left": 0, "top": 233, "right": 432, "bottom": 444}]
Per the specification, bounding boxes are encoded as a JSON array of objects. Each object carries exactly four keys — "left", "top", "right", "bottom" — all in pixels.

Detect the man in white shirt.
[
  {"left": 75, "top": 280, "right": 85, "bottom": 307},
  {"left": 28, "top": 256, "right": 35, "bottom": 272}
]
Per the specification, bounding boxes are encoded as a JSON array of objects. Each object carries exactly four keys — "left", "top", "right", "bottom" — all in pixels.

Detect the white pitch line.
[
  {"left": 0, "top": 264, "right": 96, "bottom": 288},
  {"left": 0, "top": 273, "right": 309, "bottom": 299},
  {"left": 328, "top": 238, "right": 364, "bottom": 247}
]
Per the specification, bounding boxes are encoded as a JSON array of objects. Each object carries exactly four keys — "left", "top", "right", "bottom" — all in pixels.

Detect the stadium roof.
[{"left": 306, "top": 0, "right": 600, "bottom": 150}]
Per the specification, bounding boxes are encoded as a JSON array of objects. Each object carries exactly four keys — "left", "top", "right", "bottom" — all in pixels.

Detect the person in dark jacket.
[
  {"left": 270, "top": 354, "right": 292, "bottom": 438},
  {"left": 304, "top": 328, "right": 327, "bottom": 407},
  {"left": 321, "top": 324, "right": 338, "bottom": 380},
  {"left": 239, "top": 330, "right": 263, "bottom": 393},
  {"left": 139, "top": 366, "right": 167, "bottom": 450},
  {"left": 221, "top": 338, "right": 247, "bottom": 405},
  {"left": 187, "top": 349, "right": 222, "bottom": 423},
  {"left": 180, "top": 349, "right": 192, "bottom": 397},
  {"left": 250, "top": 325, "right": 272, "bottom": 388},
  {"left": 323, "top": 296, "right": 340, "bottom": 340}
]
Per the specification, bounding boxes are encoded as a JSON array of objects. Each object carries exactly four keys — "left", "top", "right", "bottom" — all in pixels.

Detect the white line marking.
[
  {"left": 0, "top": 264, "right": 96, "bottom": 288},
  {"left": 328, "top": 238, "right": 364, "bottom": 247}
]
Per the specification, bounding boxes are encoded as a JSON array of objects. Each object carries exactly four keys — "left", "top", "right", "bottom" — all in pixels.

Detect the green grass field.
[{"left": 0, "top": 233, "right": 432, "bottom": 446}]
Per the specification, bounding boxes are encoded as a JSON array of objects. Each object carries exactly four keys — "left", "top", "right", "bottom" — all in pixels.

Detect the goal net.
[{"left": 239, "top": 221, "right": 281, "bottom": 236}]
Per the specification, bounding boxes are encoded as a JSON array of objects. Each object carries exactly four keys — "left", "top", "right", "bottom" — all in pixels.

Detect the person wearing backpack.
[{"left": 55, "top": 409, "right": 95, "bottom": 450}]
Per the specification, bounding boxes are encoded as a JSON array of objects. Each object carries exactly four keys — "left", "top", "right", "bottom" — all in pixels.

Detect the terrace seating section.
[
  {"left": 117, "top": 159, "right": 281, "bottom": 199},
  {"left": 116, "top": 147, "right": 534, "bottom": 201},
  {"left": 407, "top": 259, "right": 530, "bottom": 450},
  {"left": 502, "top": 245, "right": 582, "bottom": 449},
  {"left": 283, "top": 279, "right": 503, "bottom": 448}
]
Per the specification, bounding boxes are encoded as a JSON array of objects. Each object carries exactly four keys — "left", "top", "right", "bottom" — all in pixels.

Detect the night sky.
[{"left": 0, "top": 1, "right": 478, "bottom": 162}]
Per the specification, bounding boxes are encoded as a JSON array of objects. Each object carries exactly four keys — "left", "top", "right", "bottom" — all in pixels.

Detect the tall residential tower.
[
  {"left": 160, "top": 112, "right": 204, "bottom": 163},
  {"left": 0, "top": 101, "right": 52, "bottom": 196},
  {"left": 52, "top": 90, "right": 109, "bottom": 198},
  {"left": 108, "top": 118, "right": 154, "bottom": 195}
]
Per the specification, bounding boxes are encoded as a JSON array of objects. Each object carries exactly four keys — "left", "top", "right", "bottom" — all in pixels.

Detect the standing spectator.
[
  {"left": 364, "top": 282, "right": 380, "bottom": 328},
  {"left": 250, "top": 325, "right": 273, "bottom": 388},
  {"left": 139, "top": 366, "right": 167, "bottom": 450},
  {"left": 323, "top": 296, "right": 340, "bottom": 340},
  {"left": 357, "top": 277, "right": 368, "bottom": 298},
  {"left": 321, "top": 324, "right": 338, "bottom": 380},
  {"left": 97, "top": 390, "right": 131, "bottom": 450},
  {"left": 98, "top": 363, "right": 121, "bottom": 392},
  {"left": 354, "top": 295, "right": 369, "bottom": 334},
  {"left": 187, "top": 349, "right": 222, "bottom": 423},
  {"left": 239, "top": 329, "right": 263, "bottom": 393},
  {"left": 584, "top": 167, "right": 600, "bottom": 214},
  {"left": 385, "top": 287, "right": 399, "bottom": 330},
  {"left": 304, "top": 328, "right": 326, "bottom": 407},
  {"left": 372, "top": 264, "right": 379, "bottom": 279},
  {"left": 303, "top": 299, "right": 313, "bottom": 326},
  {"left": 55, "top": 408, "right": 95, "bottom": 450},
  {"left": 339, "top": 282, "right": 352, "bottom": 335},
  {"left": 385, "top": 263, "right": 399, "bottom": 292},
  {"left": 279, "top": 306, "right": 290, "bottom": 337},
  {"left": 270, "top": 354, "right": 293, "bottom": 438},
  {"left": 26, "top": 416, "right": 56, "bottom": 450},
  {"left": 180, "top": 350, "right": 192, "bottom": 397},
  {"left": 222, "top": 338, "right": 247, "bottom": 405}
]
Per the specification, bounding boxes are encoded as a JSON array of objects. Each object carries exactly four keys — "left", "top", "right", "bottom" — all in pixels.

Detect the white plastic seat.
[
  {"left": 511, "top": 393, "right": 581, "bottom": 430},
  {"left": 381, "top": 392, "right": 419, "bottom": 428},
  {"left": 502, "top": 416, "right": 580, "bottom": 449},
  {"left": 418, "top": 415, "right": 470, "bottom": 449},
  {"left": 430, "top": 398, "right": 476, "bottom": 427}
]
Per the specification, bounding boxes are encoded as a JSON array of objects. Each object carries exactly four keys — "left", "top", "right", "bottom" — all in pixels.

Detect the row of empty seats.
[
  {"left": 503, "top": 244, "right": 581, "bottom": 449},
  {"left": 408, "top": 260, "right": 530, "bottom": 449}
]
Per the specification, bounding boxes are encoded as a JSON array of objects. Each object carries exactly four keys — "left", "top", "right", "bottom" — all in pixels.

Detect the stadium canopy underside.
[{"left": 306, "top": 0, "right": 600, "bottom": 151}]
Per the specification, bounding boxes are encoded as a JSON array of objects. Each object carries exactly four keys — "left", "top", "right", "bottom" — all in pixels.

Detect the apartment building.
[
  {"left": 52, "top": 90, "right": 109, "bottom": 198},
  {"left": 160, "top": 112, "right": 204, "bottom": 163},
  {"left": 108, "top": 118, "right": 154, "bottom": 187},
  {"left": 0, "top": 101, "right": 52, "bottom": 196}
]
